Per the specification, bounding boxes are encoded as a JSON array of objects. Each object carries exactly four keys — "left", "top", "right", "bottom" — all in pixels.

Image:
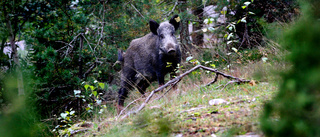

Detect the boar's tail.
[{"left": 113, "top": 49, "right": 124, "bottom": 67}]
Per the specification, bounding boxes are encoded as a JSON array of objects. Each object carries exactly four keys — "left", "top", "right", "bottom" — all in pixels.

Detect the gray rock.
[{"left": 209, "top": 99, "right": 229, "bottom": 106}]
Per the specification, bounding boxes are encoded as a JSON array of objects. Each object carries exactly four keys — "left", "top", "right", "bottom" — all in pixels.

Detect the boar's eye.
[{"left": 159, "top": 34, "right": 164, "bottom": 39}]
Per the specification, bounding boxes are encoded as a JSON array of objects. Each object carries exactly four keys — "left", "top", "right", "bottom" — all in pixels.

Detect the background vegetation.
[{"left": 1, "top": 0, "right": 317, "bottom": 136}]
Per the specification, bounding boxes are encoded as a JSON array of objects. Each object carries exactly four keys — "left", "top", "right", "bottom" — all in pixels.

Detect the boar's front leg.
[
  {"left": 156, "top": 58, "right": 166, "bottom": 86},
  {"left": 117, "top": 87, "right": 128, "bottom": 114}
]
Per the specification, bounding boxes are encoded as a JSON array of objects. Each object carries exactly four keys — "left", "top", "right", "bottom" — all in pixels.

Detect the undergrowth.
[
  {"left": 74, "top": 55, "right": 284, "bottom": 137},
  {"left": 58, "top": 21, "right": 290, "bottom": 136}
]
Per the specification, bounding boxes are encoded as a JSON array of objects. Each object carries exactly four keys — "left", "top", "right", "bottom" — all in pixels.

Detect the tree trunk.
[
  {"left": 178, "top": 0, "right": 194, "bottom": 60},
  {"left": 192, "top": 8, "right": 204, "bottom": 47},
  {"left": 7, "top": 19, "right": 24, "bottom": 96},
  {"left": 9, "top": 35, "right": 25, "bottom": 96}
]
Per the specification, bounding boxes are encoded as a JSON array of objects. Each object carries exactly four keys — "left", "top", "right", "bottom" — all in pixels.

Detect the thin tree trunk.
[
  {"left": 9, "top": 36, "right": 24, "bottom": 96},
  {"left": 78, "top": 34, "right": 84, "bottom": 79},
  {"left": 8, "top": 20, "right": 24, "bottom": 96}
]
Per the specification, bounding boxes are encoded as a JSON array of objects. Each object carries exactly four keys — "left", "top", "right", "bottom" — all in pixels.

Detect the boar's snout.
[
  {"left": 168, "top": 48, "right": 176, "bottom": 54},
  {"left": 166, "top": 43, "right": 177, "bottom": 55}
]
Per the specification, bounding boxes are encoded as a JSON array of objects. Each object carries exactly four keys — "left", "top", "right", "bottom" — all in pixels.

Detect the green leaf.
[
  {"left": 210, "top": 64, "right": 216, "bottom": 68},
  {"left": 98, "top": 83, "right": 105, "bottom": 89},
  {"left": 92, "top": 91, "right": 97, "bottom": 97},
  {"left": 84, "top": 85, "right": 90, "bottom": 91},
  {"left": 85, "top": 107, "right": 91, "bottom": 111},
  {"left": 89, "top": 86, "right": 95, "bottom": 91},
  {"left": 242, "top": 6, "right": 246, "bottom": 9},
  {"left": 249, "top": 11, "right": 255, "bottom": 15},
  {"left": 237, "top": 19, "right": 241, "bottom": 24},
  {"left": 194, "top": 112, "right": 201, "bottom": 117}
]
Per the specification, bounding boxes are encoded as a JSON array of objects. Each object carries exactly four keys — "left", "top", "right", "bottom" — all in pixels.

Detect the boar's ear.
[
  {"left": 169, "top": 14, "right": 180, "bottom": 31},
  {"left": 149, "top": 20, "right": 159, "bottom": 35}
]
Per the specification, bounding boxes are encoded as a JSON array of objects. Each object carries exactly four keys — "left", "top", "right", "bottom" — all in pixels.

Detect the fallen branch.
[
  {"left": 116, "top": 97, "right": 144, "bottom": 119},
  {"left": 153, "top": 79, "right": 180, "bottom": 101},
  {"left": 119, "top": 65, "right": 250, "bottom": 120}
]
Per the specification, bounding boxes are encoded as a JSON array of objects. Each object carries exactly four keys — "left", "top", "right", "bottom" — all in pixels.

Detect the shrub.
[{"left": 261, "top": 0, "right": 320, "bottom": 136}]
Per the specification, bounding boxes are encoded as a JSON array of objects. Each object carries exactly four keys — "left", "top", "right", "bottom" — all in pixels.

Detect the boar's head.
[{"left": 149, "top": 15, "right": 180, "bottom": 56}]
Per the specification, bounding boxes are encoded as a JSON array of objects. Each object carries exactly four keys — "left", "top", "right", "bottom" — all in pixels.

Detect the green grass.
[{"left": 73, "top": 60, "right": 281, "bottom": 137}]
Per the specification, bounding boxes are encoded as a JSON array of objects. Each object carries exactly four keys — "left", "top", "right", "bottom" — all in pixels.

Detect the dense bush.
[
  {"left": 261, "top": 0, "right": 320, "bottom": 136},
  {"left": 216, "top": 0, "right": 298, "bottom": 49}
]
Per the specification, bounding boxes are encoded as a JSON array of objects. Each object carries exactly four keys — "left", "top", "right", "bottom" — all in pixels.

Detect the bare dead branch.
[
  {"left": 80, "top": 33, "right": 96, "bottom": 58},
  {"left": 82, "top": 63, "right": 96, "bottom": 79},
  {"left": 97, "top": 1, "right": 106, "bottom": 46},
  {"left": 153, "top": 78, "right": 180, "bottom": 101},
  {"left": 116, "top": 97, "right": 144, "bottom": 119}
]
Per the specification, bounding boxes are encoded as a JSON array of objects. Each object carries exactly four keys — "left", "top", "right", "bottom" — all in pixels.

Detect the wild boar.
[{"left": 117, "top": 15, "right": 181, "bottom": 113}]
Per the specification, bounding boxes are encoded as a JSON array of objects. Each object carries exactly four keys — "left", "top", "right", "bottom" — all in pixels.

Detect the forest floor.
[{"left": 71, "top": 60, "right": 283, "bottom": 137}]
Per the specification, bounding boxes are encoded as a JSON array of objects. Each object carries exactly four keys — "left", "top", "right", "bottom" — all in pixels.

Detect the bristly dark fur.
[{"left": 117, "top": 15, "right": 181, "bottom": 113}]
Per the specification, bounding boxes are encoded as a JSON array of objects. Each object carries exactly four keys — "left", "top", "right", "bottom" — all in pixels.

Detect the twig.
[
  {"left": 220, "top": 80, "right": 238, "bottom": 91},
  {"left": 205, "top": 73, "right": 219, "bottom": 86},
  {"left": 116, "top": 97, "right": 143, "bottom": 119},
  {"left": 97, "top": 1, "right": 106, "bottom": 46},
  {"left": 131, "top": 3, "right": 145, "bottom": 19},
  {"left": 80, "top": 33, "right": 96, "bottom": 58},
  {"left": 118, "top": 65, "right": 250, "bottom": 120},
  {"left": 82, "top": 62, "right": 96, "bottom": 79},
  {"left": 166, "top": 0, "right": 178, "bottom": 17}
]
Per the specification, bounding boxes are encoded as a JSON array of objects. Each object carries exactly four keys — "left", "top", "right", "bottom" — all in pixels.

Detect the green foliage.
[
  {"left": 25, "top": 0, "right": 186, "bottom": 120},
  {"left": 0, "top": 75, "right": 49, "bottom": 137},
  {"left": 215, "top": 0, "right": 298, "bottom": 49},
  {"left": 0, "top": 0, "right": 303, "bottom": 135},
  {"left": 261, "top": 1, "right": 320, "bottom": 136}
]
